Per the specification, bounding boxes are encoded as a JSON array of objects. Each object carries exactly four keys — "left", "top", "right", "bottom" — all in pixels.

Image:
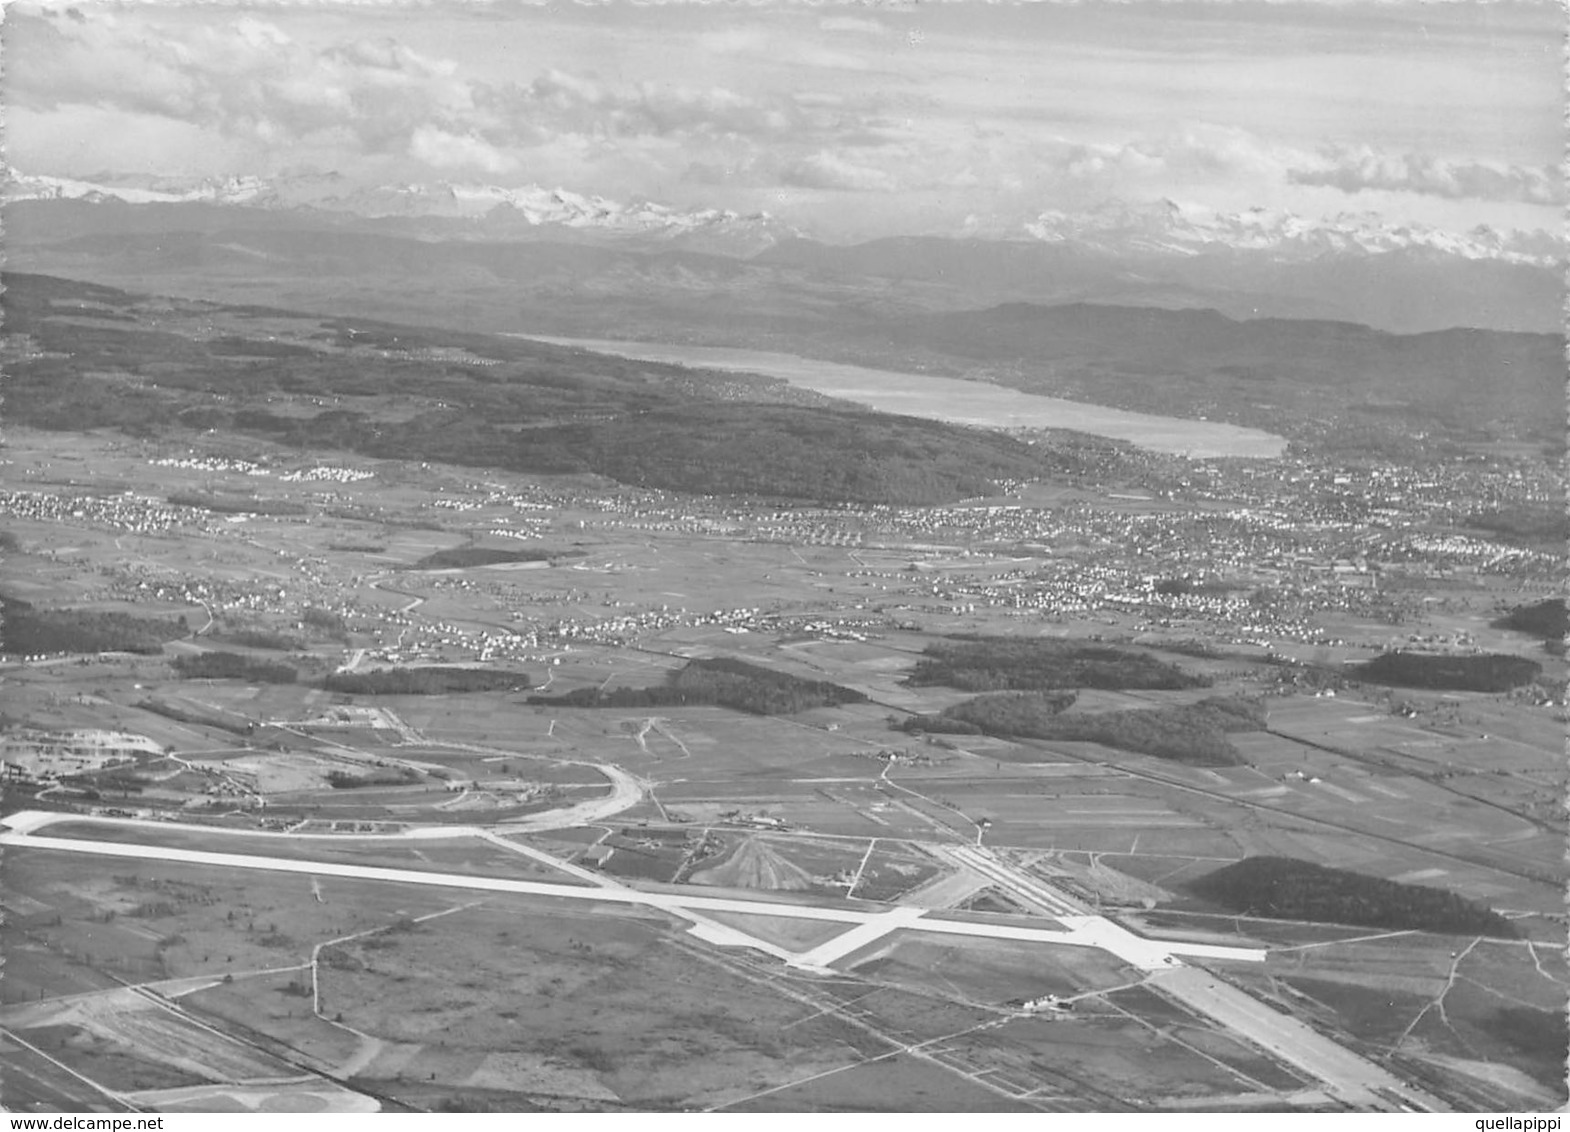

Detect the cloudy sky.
[{"left": 5, "top": 0, "right": 1561, "bottom": 240}]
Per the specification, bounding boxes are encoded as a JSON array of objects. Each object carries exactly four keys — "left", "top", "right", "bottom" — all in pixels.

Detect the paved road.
[{"left": 494, "top": 762, "right": 645, "bottom": 831}]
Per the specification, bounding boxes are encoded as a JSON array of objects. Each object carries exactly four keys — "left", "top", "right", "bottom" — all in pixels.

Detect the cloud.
[
  {"left": 782, "top": 150, "right": 897, "bottom": 192},
  {"left": 12, "top": 5, "right": 1549, "bottom": 244},
  {"left": 6, "top": 11, "right": 481, "bottom": 155},
  {"left": 1054, "top": 125, "right": 1301, "bottom": 186},
  {"left": 819, "top": 16, "right": 889, "bottom": 36},
  {"left": 408, "top": 125, "right": 517, "bottom": 173},
  {"left": 322, "top": 36, "right": 457, "bottom": 78},
  {"left": 1043, "top": 128, "right": 1565, "bottom": 211},
  {"left": 5, "top": 11, "right": 879, "bottom": 186},
  {"left": 1287, "top": 145, "right": 1562, "bottom": 205},
  {"left": 698, "top": 23, "right": 875, "bottom": 70},
  {"left": 697, "top": 28, "right": 769, "bottom": 56},
  {"left": 497, "top": 70, "right": 808, "bottom": 140}
]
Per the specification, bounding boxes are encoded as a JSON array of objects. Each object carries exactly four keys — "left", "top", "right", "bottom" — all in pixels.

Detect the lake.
[{"left": 513, "top": 335, "right": 1287, "bottom": 459}]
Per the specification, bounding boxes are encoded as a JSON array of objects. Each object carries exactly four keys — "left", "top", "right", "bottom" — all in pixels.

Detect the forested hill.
[
  {"left": 0, "top": 594, "right": 188, "bottom": 655},
  {"left": 1351, "top": 651, "right": 1543, "bottom": 692},
  {"left": 1493, "top": 598, "right": 1567, "bottom": 642},
  {"left": 1, "top": 272, "right": 1138, "bottom": 506},
  {"left": 1190, "top": 856, "right": 1518, "bottom": 938},
  {"left": 900, "top": 694, "right": 1263, "bottom": 767},
  {"left": 906, "top": 636, "right": 1210, "bottom": 692},
  {"left": 531, "top": 656, "right": 867, "bottom": 715}
]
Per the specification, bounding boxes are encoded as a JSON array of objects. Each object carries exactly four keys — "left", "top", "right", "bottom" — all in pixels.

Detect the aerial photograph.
[{"left": 0, "top": 0, "right": 1564, "bottom": 1115}]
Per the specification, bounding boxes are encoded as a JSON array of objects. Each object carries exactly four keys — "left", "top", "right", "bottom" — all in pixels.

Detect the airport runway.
[
  {"left": 1, "top": 819, "right": 1245, "bottom": 951},
  {"left": 1, "top": 810, "right": 1447, "bottom": 1111},
  {"left": 1148, "top": 967, "right": 1447, "bottom": 1111}
]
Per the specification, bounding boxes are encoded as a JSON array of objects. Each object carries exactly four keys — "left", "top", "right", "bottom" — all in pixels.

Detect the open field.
[
  {"left": 0, "top": 1035, "right": 143, "bottom": 1112},
  {"left": 848, "top": 841, "right": 945, "bottom": 902},
  {"left": 697, "top": 911, "right": 851, "bottom": 953},
  {"left": 2, "top": 987, "right": 297, "bottom": 1090},
  {"left": 850, "top": 933, "right": 1137, "bottom": 1006},
  {"left": 723, "top": 1051, "right": 1041, "bottom": 1112},
  {"left": 1223, "top": 932, "right": 1568, "bottom": 1108},
  {"left": 315, "top": 902, "right": 886, "bottom": 1109}
]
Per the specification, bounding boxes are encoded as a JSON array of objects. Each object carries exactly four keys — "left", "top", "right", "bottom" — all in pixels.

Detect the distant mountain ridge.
[
  {"left": 6, "top": 209, "right": 1562, "bottom": 454},
  {"left": 754, "top": 232, "right": 1564, "bottom": 334},
  {"left": 5, "top": 166, "right": 1563, "bottom": 334},
  {"left": 11, "top": 167, "right": 1558, "bottom": 267}
]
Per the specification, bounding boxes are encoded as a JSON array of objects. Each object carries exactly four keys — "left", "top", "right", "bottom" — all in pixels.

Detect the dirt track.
[{"left": 690, "top": 838, "right": 814, "bottom": 890}]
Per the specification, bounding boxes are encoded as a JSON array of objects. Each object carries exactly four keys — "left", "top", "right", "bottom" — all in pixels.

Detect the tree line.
[
  {"left": 323, "top": 666, "right": 528, "bottom": 695},
  {"left": 172, "top": 651, "right": 297, "bottom": 684},
  {"left": 325, "top": 768, "right": 421, "bottom": 789}
]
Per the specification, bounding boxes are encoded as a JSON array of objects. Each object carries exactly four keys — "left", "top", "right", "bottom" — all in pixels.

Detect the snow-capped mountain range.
[
  {"left": 1024, "top": 198, "right": 1563, "bottom": 267},
  {"left": 1, "top": 167, "right": 796, "bottom": 255},
  {"left": 346, "top": 180, "right": 796, "bottom": 252},
  {"left": 4, "top": 167, "right": 1562, "bottom": 268},
  {"left": 3, "top": 168, "right": 277, "bottom": 207}
]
